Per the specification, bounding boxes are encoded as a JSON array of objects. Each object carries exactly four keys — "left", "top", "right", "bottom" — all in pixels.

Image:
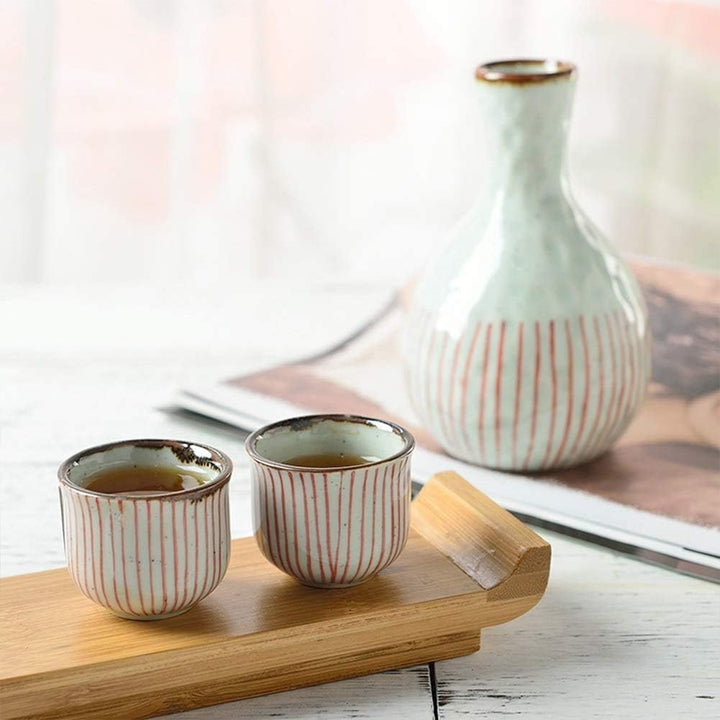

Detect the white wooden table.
[{"left": 1, "top": 284, "right": 717, "bottom": 720}]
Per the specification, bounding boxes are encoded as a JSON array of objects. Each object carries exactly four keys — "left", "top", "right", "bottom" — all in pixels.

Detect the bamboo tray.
[{"left": 0, "top": 472, "right": 551, "bottom": 720}]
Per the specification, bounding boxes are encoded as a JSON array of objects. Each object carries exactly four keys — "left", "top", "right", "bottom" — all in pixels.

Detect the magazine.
[{"left": 179, "top": 259, "right": 720, "bottom": 581}]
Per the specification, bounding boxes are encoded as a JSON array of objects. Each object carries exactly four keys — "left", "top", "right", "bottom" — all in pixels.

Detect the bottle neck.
[{"left": 478, "top": 76, "right": 575, "bottom": 194}]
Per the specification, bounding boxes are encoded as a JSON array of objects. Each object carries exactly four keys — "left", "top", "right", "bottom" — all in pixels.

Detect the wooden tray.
[{"left": 0, "top": 472, "right": 550, "bottom": 720}]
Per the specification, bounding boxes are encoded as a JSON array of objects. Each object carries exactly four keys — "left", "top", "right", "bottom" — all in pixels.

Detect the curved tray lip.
[{"left": 411, "top": 471, "right": 551, "bottom": 615}]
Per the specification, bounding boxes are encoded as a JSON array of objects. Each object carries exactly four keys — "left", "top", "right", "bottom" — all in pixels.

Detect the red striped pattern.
[
  {"left": 522, "top": 321, "right": 543, "bottom": 470},
  {"left": 60, "top": 484, "right": 230, "bottom": 619},
  {"left": 407, "top": 309, "right": 650, "bottom": 471},
  {"left": 252, "top": 456, "right": 411, "bottom": 588}
]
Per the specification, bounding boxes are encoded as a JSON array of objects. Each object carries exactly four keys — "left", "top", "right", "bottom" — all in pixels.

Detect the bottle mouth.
[{"left": 476, "top": 59, "right": 575, "bottom": 83}]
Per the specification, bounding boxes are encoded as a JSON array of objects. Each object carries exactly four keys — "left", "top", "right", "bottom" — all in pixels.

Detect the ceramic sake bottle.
[{"left": 404, "top": 60, "right": 651, "bottom": 472}]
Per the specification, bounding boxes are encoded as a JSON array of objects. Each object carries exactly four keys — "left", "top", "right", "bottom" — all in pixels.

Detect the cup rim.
[
  {"left": 245, "top": 414, "right": 415, "bottom": 472},
  {"left": 58, "top": 438, "right": 233, "bottom": 500}
]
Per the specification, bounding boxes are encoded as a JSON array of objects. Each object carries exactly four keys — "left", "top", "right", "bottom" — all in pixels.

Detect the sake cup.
[
  {"left": 58, "top": 439, "right": 232, "bottom": 620},
  {"left": 245, "top": 415, "right": 414, "bottom": 588}
]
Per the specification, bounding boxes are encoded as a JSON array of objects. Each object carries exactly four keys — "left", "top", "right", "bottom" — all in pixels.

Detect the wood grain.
[
  {"left": 412, "top": 471, "right": 551, "bottom": 592},
  {"left": 0, "top": 474, "right": 550, "bottom": 720}
]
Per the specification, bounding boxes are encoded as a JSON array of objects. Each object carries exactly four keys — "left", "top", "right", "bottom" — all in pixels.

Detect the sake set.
[{"left": 1, "top": 415, "right": 550, "bottom": 719}]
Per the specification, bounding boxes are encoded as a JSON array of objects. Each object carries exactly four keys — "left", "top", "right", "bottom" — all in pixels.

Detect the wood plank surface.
[
  {"left": 1, "top": 529, "right": 480, "bottom": 679},
  {"left": 162, "top": 666, "right": 436, "bottom": 720},
  {"left": 0, "top": 532, "right": 479, "bottom": 719}
]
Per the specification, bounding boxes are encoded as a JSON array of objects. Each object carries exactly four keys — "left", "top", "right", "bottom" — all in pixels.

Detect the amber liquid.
[
  {"left": 283, "top": 453, "right": 379, "bottom": 468},
  {"left": 84, "top": 466, "right": 206, "bottom": 496}
]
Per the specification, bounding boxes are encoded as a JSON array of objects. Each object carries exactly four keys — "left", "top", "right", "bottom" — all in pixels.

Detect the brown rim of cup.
[
  {"left": 245, "top": 414, "right": 415, "bottom": 473},
  {"left": 58, "top": 438, "right": 233, "bottom": 501},
  {"left": 475, "top": 59, "right": 576, "bottom": 84}
]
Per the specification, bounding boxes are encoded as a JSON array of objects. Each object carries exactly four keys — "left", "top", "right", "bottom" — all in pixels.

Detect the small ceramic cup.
[
  {"left": 245, "top": 415, "right": 415, "bottom": 588},
  {"left": 58, "top": 439, "right": 232, "bottom": 620}
]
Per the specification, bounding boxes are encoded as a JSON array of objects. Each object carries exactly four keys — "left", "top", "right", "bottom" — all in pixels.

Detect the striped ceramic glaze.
[
  {"left": 404, "top": 60, "right": 651, "bottom": 471},
  {"left": 246, "top": 415, "right": 414, "bottom": 588},
  {"left": 58, "top": 440, "right": 232, "bottom": 620},
  {"left": 406, "top": 309, "right": 650, "bottom": 471}
]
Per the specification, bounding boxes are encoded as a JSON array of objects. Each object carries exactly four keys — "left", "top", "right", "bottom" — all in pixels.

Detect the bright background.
[{"left": 2, "top": 0, "right": 719, "bottom": 287}]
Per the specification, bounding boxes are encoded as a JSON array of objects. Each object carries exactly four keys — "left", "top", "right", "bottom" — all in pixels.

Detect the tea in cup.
[
  {"left": 58, "top": 439, "right": 232, "bottom": 620},
  {"left": 245, "top": 415, "right": 414, "bottom": 588}
]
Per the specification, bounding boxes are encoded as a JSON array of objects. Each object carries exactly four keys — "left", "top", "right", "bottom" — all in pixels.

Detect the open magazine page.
[{"left": 180, "top": 260, "right": 720, "bottom": 577}]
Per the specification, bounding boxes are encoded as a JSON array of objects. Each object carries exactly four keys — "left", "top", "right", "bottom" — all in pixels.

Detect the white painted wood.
[
  {"left": 162, "top": 667, "right": 434, "bottom": 720},
  {"left": 435, "top": 532, "right": 720, "bottom": 719},
  {"left": 1, "top": 284, "right": 717, "bottom": 719}
]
